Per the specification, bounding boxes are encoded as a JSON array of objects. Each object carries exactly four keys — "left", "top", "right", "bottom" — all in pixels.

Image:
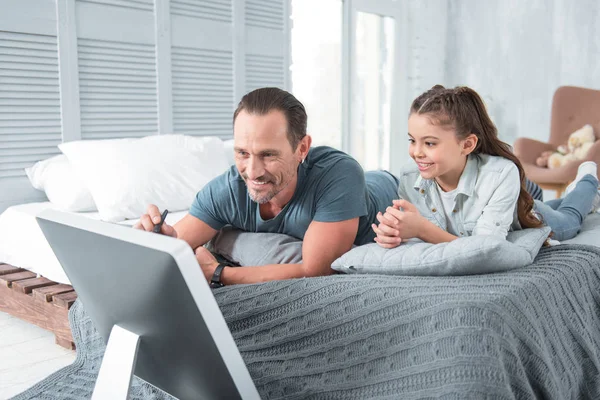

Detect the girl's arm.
[
  {"left": 374, "top": 214, "right": 458, "bottom": 246},
  {"left": 471, "top": 163, "right": 521, "bottom": 239},
  {"left": 418, "top": 222, "right": 459, "bottom": 244},
  {"left": 373, "top": 200, "right": 458, "bottom": 247}
]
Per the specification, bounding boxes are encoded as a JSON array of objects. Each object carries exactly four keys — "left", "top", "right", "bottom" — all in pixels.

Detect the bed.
[
  {"left": 3, "top": 210, "right": 600, "bottom": 398},
  {"left": 11, "top": 242, "right": 600, "bottom": 399}
]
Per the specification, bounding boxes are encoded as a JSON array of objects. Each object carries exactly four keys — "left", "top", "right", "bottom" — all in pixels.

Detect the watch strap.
[{"left": 209, "top": 263, "right": 227, "bottom": 288}]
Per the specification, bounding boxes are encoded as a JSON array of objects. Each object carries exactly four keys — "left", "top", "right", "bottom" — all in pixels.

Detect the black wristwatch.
[{"left": 209, "top": 263, "right": 227, "bottom": 288}]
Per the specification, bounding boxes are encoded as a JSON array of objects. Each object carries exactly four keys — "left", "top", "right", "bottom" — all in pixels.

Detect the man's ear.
[
  {"left": 462, "top": 134, "right": 478, "bottom": 155},
  {"left": 297, "top": 135, "right": 312, "bottom": 161}
]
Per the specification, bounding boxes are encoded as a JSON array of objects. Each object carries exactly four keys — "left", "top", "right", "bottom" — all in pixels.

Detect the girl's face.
[{"left": 407, "top": 113, "right": 475, "bottom": 191}]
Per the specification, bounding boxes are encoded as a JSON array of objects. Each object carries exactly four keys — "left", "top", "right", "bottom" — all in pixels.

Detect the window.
[
  {"left": 290, "top": 0, "right": 342, "bottom": 149},
  {"left": 291, "top": 0, "right": 403, "bottom": 173},
  {"left": 350, "top": 12, "right": 395, "bottom": 170}
]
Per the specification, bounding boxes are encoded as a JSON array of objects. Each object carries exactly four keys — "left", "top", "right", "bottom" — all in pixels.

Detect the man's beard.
[
  {"left": 243, "top": 173, "right": 291, "bottom": 204},
  {"left": 249, "top": 187, "right": 277, "bottom": 204}
]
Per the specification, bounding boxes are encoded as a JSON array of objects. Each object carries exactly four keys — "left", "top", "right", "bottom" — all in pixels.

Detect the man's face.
[{"left": 233, "top": 110, "right": 299, "bottom": 204}]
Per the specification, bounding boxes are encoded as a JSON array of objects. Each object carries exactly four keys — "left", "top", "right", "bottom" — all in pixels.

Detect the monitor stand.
[{"left": 91, "top": 325, "right": 141, "bottom": 400}]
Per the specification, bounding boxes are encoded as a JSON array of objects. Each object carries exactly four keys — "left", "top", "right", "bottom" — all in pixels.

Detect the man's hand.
[
  {"left": 194, "top": 246, "right": 219, "bottom": 282},
  {"left": 133, "top": 204, "right": 177, "bottom": 238}
]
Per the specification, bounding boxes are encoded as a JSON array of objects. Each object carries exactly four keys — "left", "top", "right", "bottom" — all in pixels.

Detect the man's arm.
[
  {"left": 173, "top": 214, "right": 218, "bottom": 250},
  {"left": 134, "top": 204, "right": 219, "bottom": 249},
  {"left": 214, "top": 218, "right": 359, "bottom": 285}
]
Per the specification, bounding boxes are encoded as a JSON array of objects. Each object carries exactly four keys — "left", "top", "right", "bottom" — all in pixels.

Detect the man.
[{"left": 134, "top": 87, "right": 398, "bottom": 286}]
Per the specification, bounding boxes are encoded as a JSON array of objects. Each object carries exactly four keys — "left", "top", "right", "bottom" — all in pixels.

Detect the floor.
[{"left": 0, "top": 311, "right": 75, "bottom": 400}]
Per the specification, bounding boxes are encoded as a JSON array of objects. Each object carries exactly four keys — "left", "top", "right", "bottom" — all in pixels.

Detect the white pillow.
[
  {"left": 59, "top": 135, "right": 230, "bottom": 222},
  {"left": 223, "top": 138, "right": 235, "bottom": 166},
  {"left": 25, "top": 154, "right": 97, "bottom": 212}
]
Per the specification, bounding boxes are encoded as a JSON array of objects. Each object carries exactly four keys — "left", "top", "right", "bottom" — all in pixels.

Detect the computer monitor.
[{"left": 36, "top": 209, "right": 260, "bottom": 400}]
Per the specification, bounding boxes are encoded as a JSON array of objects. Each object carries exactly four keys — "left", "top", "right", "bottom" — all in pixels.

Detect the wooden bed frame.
[{"left": 0, "top": 262, "right": 76, "bottom": 350}]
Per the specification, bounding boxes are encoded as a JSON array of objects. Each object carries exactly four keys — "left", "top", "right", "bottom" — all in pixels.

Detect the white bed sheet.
[
  {"left": 0, "top": 202, "right": 187, "bottom": 285},
  {"left": 562, "top": 212, "right": 600, "bottom": 246}
]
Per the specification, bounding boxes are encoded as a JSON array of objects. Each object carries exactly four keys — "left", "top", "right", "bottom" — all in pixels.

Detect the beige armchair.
[{"left": 513, "top": 86, "right": 600, "bottom": 197}]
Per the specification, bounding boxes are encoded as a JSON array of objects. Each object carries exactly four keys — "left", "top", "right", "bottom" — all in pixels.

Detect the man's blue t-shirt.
[{"left": 189, "top": 146, "right": 398, "bottom": 245}]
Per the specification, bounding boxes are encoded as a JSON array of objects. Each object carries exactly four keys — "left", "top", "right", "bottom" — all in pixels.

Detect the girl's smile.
[{"left": 416, "top": 162, "right": 434, "bottom": 171}]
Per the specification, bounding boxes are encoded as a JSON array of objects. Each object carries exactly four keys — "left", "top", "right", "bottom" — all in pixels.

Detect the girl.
[{"left": 372, "top": 85, "right": 599, "bottom": 247}]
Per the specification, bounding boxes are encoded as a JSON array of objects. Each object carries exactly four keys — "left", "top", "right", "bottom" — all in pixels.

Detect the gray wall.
[{"left": 403, "top": 0, "right": 600, "bottom": 147}]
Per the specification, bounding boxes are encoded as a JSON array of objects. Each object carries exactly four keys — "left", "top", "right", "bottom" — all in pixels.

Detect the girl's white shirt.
[{"left": 435, "top": 182, "right": 459, "bottom": 236}]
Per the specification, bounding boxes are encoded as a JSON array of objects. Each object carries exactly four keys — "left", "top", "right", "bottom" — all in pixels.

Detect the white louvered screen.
[
  {"left": 78, "top": 0, "right": 154, "bottom": 12},
  {"left": 171, "top": 0, "right": 232, "bottom": 23},
  {"left": 0, "top": 31, "right": 61, "bottom": 179},
  {"left": 172, "top": 47, "right": 234, "bottom": 138},
  {"left": 170, "top": 0, "right": 235, "bottom": 138},
  {"left": 244, "top": 0, "right": 288, "bottom": 93},
  {"left": 246, "top": 54, "right": 286, "bottom": 93},
  {"left": 246, "top": 0, "right": 284, "bottom": 30},
  {"left": 78, "top": 38, "right": 158, "bottom": 140}
]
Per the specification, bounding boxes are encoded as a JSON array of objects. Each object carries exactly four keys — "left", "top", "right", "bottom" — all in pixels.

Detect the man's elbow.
[{"left": 301, "top": 262, "right": 334, "bottom": 278}]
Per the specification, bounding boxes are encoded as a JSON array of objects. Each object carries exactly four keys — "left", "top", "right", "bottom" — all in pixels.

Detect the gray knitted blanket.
[{"left": 13, "top": 244, "right": 600, "bottom": 399}]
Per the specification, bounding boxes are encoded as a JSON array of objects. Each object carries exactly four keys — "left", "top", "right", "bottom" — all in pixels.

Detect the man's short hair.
[{"left": 233, "top": 87, "right": 307, "bottom": 150}]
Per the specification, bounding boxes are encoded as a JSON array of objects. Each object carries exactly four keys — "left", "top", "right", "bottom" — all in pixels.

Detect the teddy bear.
[{"left": 536, "top": 124, "right": 596, "bottom": 169}]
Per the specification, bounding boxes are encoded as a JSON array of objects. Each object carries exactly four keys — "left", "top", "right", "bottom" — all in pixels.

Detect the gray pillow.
[
  {"left": 331, "top": 227, "right": 551, "bottom": 276},
  {"left": 207, "top": 226, "right": 303, "bottom": 266}
]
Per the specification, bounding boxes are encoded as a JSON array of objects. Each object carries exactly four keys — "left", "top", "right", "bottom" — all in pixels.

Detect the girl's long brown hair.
[{"left": 411, "top": 85, "right": 542, "bottom": 229}]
